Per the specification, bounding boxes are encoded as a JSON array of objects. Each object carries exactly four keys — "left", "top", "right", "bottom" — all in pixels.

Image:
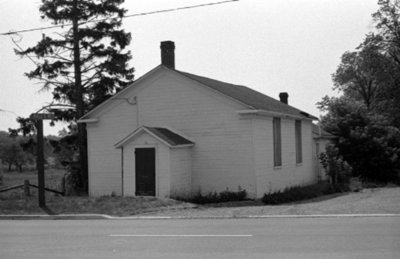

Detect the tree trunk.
[{"left": 72, "top": 0, "right": 88, "bottom": 192}]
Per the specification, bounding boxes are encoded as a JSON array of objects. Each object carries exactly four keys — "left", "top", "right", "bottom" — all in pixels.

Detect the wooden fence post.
[
  {"left": 24, "top": 180, "right": 30, "bottom": 197},
  {"left": 61, "top": 176, "right": 66, "bottom": 196}
]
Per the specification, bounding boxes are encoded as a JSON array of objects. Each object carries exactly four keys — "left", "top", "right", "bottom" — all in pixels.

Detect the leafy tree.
[
  {"left": 15, "top": 0, "right": 134, "bottom": 191},
  {"left": 373, "top": 0, "right": 400, "bottom": 66},
  {"left": 0, "top": 132, "right": 13, "bottom": 171},
  {"left": 332, "top": 35, "right": 394, "bottom": 110},
  {"left": 318, "top": 1, "right": 400, "bottom": 183},
  {"left": 318, "top": 96, "right": 400, "bottom": 182},
  {"left": 0, "top": 132, "right": 30, "bottom": 172},
  {"left": 8, "top": 117, "right": 36, "bottom": 137},
  {"left": 317, "top": 95, "right": 366, "bottom": 136},
  {"left": 369, "top": 0, "right": 400, "bottom": 127},
  {"left": 0, "top": 131, "right": 10, "bottom": 147},
  {"left": 49, "top": 128, "right": 78, "bottom": 167}
]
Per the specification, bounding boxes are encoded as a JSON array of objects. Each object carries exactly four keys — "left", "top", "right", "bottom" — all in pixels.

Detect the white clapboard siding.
[
  {"left": 170, "top": 148, "right": 192, "bottom": 198},
  {"left": 87, "top": 69, "right": 256, "bottom": 196},
  {"left": 252, "top": 117, "right": 316, "bottom": 197},
  {"left": 136, "top": 71, "right": 256, "bottom": 196},
  {"left": 86, "top": 67, "right": 317, "bottom": 198},
  {"left": 86, "top": 100, "right": 139, "bottom": 196}
]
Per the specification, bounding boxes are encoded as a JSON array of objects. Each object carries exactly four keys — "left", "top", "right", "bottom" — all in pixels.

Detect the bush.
[
  {"left": 176, "top": 187, "right": 247, "bottom": 204},
  {"left": 321, "top": 106, "right": 400, "bottom": 183},
  {"left": 340, "top": 117, "right": 400, "bottom": 183},
  {"left": 262, "top": 183, "right": 349, "bottom": 205},
  {"left": 319, "top": 144, "right": 352, "bottom": 184}
]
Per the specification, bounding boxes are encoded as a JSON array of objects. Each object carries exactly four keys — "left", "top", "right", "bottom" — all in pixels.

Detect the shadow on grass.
[
  {"left": 204, "top": 200, "right": 264, "bottom": 208},
  {"left": 202, "top": 192, "right": 352, "bottom": 208},
  {"left": 285, "top": 192, "right": 350, "bottom": 205}
]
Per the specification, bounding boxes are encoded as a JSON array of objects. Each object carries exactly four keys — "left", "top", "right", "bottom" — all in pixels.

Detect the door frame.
[{"left": 133, "top": 145, "right": 158, "bottom": 196}]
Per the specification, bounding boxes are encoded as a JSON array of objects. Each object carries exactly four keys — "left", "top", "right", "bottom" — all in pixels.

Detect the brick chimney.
[
  {"left": 160, "top": 41, "right": 175, "bottom": 69},
  {"left": 279, "top": 92, "right": 289, "bottom": 104}
]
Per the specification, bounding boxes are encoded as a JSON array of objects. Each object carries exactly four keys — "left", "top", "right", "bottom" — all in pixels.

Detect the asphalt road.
[{"left": 1, "top": 217, "right": 399, "bottom": 259}]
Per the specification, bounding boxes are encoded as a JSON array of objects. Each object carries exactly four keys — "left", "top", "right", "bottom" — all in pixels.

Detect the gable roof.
[
  {"left": 145, "top": 127, "right": 194, "bottom": 146},
  {"left": 79, "top": 65, "right": 317, "bottom": 121},
  {"left": 115, "top": 126, "right": 194, "bottom": 148},
  {"left": 173, "top": 68, "right": 317, "bottom": 120},
  {"left": 79, "top": 65, "right": 164, "bottom": 121}
]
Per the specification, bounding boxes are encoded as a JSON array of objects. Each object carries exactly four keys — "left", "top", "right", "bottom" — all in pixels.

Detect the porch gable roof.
[{"left": 115, "top": 126, "right": 194, "bottom": 149}]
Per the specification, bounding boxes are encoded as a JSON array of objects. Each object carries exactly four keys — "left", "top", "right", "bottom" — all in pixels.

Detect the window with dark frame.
[
  {"left": 295, "top": 120, "right": 302, "bottom": 164},
  {"left": 273, "top": 117, "right": 282, "bottom": 167}
]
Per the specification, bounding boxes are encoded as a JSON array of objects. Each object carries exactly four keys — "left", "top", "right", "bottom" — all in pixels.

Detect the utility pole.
[
  {"left": 30, "top": 113, "right": 54, "bottom": 208},
  {"left": 35, "top": 119, "right": 45, "bottom": 207}
]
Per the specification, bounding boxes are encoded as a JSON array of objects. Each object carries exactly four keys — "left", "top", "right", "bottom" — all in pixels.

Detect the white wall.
[
  {"left": 136, "top": 71, "right": 256, "bottom": 197},
  {"left": 170, "top": 147, "right": 192, "bottom": 198},
  {"left": 86, "top": 101, "right": 138, "bottom": 196},
  {"left": 253, "top": 117, "right": 316, "bottom": 197},
  {"left": 86, "top": 67, "right": 317, "bottom": 198},
  {"left": 86, "top": 68, "right": 255, "bottom": 197}
]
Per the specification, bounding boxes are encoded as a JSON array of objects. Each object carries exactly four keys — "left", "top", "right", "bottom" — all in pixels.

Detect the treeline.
[
  {"left": 318, "top": 0, "right": 400, "bottom": 183},
  {"left": 0, "top": 131, "right": 74, "bottom": 172}
]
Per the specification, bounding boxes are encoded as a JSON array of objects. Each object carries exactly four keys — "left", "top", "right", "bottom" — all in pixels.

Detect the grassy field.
[
  {"left": 1, "top": 169, "right": 399, "bottom": 217},
  {"left": 0, "top": 168, "right": 195, "bottom": 216},
  {"left": 0, "top": 167, "right": 65, "bottom": 190}
]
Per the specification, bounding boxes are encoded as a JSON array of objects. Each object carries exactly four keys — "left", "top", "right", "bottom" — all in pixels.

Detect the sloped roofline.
[
  {"left": 79, "top": 64, "right": 317, "bottom": 121},
  {"left": 79, "top": 65, "right": 165, "bottom": 121},
  {"left": 170, "top": 67, "right": 318, "bottom": 120},
  {"left": 114, "top": 126, "right": 195, "bottom": 149}
]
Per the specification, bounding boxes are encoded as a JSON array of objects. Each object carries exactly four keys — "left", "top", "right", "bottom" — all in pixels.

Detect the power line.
[
  {"left": 0, "top": 0, "right": 239, "bottom": 36},
  {"left": 0, "top": 108, "right": 19, "bottom": 117}
]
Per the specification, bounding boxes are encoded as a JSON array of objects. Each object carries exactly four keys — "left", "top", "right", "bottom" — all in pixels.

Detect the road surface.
[{"left": 1, "top": 217, "right": 399, "bottom": 258}]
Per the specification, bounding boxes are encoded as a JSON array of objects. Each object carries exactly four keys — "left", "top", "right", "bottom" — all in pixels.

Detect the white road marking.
[{"left": 110, "top": 234, "right": 253, "bottom": 237}]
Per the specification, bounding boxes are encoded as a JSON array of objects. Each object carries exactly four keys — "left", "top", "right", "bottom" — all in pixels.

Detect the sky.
[{"left": 0, "top": 0, "right": 379, "bottom": 136}]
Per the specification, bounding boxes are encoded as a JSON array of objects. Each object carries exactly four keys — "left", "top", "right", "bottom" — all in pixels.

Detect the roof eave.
[
  {"left": 115, "top": 126, "right": 172, "bottom": 148},
  {"left": 114, "top": 126, "right": 195, "bottom": 149},
  {"left": 237, "top": 109, "right": 317, "bottom": 120},
  {"left": 77, "top": 118, "right": 98, "bottom": 124},
  {"left": 170, "top": 143, "right": 195, "bottom": 149}
]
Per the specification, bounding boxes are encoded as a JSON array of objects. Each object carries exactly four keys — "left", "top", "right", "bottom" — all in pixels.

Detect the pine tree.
[{"left": 16, "top": 0, "right": 134, "bottom": 191}]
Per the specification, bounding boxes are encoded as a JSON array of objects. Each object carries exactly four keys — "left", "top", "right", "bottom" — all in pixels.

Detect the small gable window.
[
  {"left": 295, "top": 120, "right": 302, "bottom": 164},
  {"left": 273, "top": 117, "right": 282, "bottom": 167}
]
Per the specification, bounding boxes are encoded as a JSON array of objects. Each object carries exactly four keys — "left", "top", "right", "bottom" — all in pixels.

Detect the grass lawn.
[
  {"left": 0, "top": 167, "right": 64, "bottom": 190},
  {"left": 0, "top": 195, "right": 196, "bottom": 216},
  {"left": 0, "top": 168, "right": 195, "bottom": 216},
  {"left": 1, "top": 168, "right": 399, "bottom": 217}
]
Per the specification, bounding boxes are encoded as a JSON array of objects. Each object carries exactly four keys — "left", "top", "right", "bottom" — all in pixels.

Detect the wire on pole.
[{"left": 0, "top": 0, "right": 239, "bottom": 36}]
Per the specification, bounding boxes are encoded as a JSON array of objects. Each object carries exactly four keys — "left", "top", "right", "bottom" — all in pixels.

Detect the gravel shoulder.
[{"left": 136, "top": 187, "right": 400, "bottom": 217}]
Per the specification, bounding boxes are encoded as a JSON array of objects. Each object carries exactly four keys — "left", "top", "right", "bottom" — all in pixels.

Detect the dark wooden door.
[{"left": 135, "top": 148, "right": 156, "bottom": 196}]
